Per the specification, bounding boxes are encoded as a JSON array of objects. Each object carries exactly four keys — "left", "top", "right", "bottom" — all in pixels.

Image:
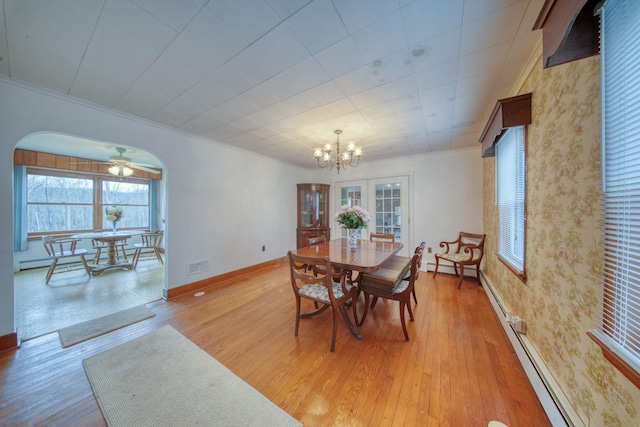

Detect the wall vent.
[{"left": 187, "top": 259, "right": 210, "bottom": 276}]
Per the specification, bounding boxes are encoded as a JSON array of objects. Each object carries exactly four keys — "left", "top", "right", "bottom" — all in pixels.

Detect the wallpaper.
[{"left": 482, "top": 50, "right": 640, "bottom": 426}]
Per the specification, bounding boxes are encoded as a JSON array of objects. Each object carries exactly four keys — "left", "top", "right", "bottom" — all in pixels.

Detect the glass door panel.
[{"left": 334, "top": 177, "right": 410, "bottom": 254}]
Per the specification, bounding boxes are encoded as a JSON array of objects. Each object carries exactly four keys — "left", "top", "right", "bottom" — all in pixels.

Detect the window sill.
[
  {"left": 496, "top": 253, "right": 527, "bottom": 282},
  {"left": 587, "top": 331, "right": 640, "bottom": 389}
]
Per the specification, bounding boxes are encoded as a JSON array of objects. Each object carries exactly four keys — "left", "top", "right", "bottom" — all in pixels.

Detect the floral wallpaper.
[{"left": 482, "top": 46, "right": 640, "bottom": 426}]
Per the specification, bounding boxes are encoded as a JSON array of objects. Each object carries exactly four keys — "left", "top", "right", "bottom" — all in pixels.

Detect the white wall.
[{"left": 0, "top": 78, "right": 311, "bottom": 337}]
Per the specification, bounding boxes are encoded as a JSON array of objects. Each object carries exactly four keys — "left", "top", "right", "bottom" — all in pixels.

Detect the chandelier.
[{"left": 313, "top": 130, "right": 363, "bottom": 173}]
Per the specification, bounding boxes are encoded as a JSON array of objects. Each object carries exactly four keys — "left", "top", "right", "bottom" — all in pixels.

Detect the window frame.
[
  {"left": 26, "top": 167, "right": 151, "bottom": 238},
  {"left": 495, "top": 125, "right": 527, "bottom": 281},
  {"left": 589, "top": 0, "right": 640, "bottom": 389}
]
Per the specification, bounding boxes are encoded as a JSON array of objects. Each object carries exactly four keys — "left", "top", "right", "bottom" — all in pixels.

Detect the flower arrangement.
[
  {"left": 335, "top": 204, "right": 371, "bottom": 229},
  {"left": 105, "top": 205, "right": 124, "bottom": 225}
]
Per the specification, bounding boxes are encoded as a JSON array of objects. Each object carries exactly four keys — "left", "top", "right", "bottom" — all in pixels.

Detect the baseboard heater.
[{"left": 480, "top": 271, "right": 581, "bottom": 427}]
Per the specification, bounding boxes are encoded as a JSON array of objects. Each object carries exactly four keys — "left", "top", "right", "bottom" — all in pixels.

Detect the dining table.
[
  {"left": 71, "top": 230, "right": 143, "bottom": 276},
  {"left": 291, "top": 237, "right": 404, "bottom": 340}
]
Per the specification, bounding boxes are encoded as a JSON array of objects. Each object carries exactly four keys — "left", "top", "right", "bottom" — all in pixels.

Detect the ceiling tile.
[
  {"left": 352, "top": 11, "right": 406, "bottom": 64},
  {"left": 414, "top": 60, "right": 459, "bottom": 92},
  {"left": 6, "top": 0, "right": 102, "bottom": 41},
  {"left": 114, "top": 71, "right": 184, "bottom": 117},
  {"left": 284, "top": 0, "right": 348, "bottom": 55},
  {"left": 265, "top": 0, "right": 312, "bottom": 20},
  {"left": 332, "top": 0, "right": 398, "bottom": 33},
  {"left": 181, "top": 7, "right": 247, "bottom": 62},
  {"left": 206, "top": 0, "right": 281, "bottom": 45},
  {"left": 70, "top": 44, "right": 145, "bottom": 106},
  {"left": 334, "top": 67, "right": 378, "bottom": 96},
  {"left": 131, "top": 0, "right": 204, "bottom": 32},
  {"left": 459, "top": 0, "right": 528, "bottom": 55},
  {"left": 401, "top": 0, "right": 463, "bottom": 45},
  {"left": 314, "top": 37, "right": 365, "bottom": 79},
  {"left": 5, "top": 4, "right": 87, "bottom": 92},
  {"left": 251, "top": 24, "right": 311, "bottom": 72}
]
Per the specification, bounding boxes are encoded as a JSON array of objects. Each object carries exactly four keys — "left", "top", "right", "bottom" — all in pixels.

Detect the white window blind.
[
  {"left": 496, "top": 126, "right": 526, "bottom": 277},
  {"left": 596, "top": 0, "right": 640, "bottom": 371}
]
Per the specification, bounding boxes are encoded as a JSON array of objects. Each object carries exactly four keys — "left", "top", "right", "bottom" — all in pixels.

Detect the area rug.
[
  {"left": 83, "top": 325, "right": 301, "bottom": 427},
  {"left": 58, "top": 305, "right": 155, "bottom": 348}
]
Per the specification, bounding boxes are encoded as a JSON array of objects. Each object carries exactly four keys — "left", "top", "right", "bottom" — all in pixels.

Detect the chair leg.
[
  {"left": 93, "top": 248, "right": 102, "bottom": 265},
  {"left": 356, "top": 293, "right": 370, "bottom": 327},
  {"left": 80, "top": 255, "right": 92, "bottom": 277},
  {"left": 405, "top": 296, "right": 414, "bottom": 321},
  {"left": 370, "top": 295, "right": 379, "bottom": 309},
  {"left": 330, "top": 306, "right": 338, "bottom": 352},
  {"left": 132, "top": 249, "right": 141, "bottom": 269},
  {"left": 45, "top": 258, "right": 58, "bottom": 284},
  {"left": 294, "top": 295, "right": 301, "bottom": 336},
  {"left": 412, "top": 288, "right": 418, "bottom": 305},
  {"left": 433, "top": 256, "right": 440, "bottom": 277},
  {"left": 155, "top": 249, "right": 164, "bottom": 264},
  {"left": 458, "top": 265, "right": 465, "bottom": 289},
  {"left": 399, "top": 301, "right": 410, "bottom": 341}
]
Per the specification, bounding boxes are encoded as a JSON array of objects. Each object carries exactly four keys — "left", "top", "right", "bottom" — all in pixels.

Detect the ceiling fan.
[{"left": 104, "top": 147, "right": 160, "bottom": 176}]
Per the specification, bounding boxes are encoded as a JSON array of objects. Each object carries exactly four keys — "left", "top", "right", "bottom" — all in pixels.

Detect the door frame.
[{"left": 332, "top": 173, "right": 413, "bottom": 256}]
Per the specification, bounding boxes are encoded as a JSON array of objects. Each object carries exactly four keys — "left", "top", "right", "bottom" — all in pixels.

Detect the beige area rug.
[
  {"left": 83, "top": 325, "right": 302, "bottom": 427},
  {"left": 58, "top": 305, "right": 155, "bottom": 348}
]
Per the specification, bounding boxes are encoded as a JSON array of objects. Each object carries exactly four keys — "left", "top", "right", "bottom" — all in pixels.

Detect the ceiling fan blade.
[{"left": 129, "top": 163, "right": 161, "bottom": 174}]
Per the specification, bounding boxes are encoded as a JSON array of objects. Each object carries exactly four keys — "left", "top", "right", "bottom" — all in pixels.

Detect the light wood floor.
[{"left": 0, "top": 261, "right": 551, "bottom": 427}]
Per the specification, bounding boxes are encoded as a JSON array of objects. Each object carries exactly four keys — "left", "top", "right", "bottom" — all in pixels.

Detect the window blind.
[
  {"left": 496, "top": 126, "right": 526, "bottom": 276},
  {"left": 597, "top": 0, "right": 640, "bottom": 372}
]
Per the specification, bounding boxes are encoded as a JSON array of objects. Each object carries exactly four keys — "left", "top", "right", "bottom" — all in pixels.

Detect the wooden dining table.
[
  {"left": 71, "top": 230, "right": 143, "bottom": 276},
  {"left": 291, "top": 237, "right": 404, "bottom": 340}
]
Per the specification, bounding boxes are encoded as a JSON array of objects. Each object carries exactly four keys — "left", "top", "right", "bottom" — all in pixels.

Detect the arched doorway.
[{"left": 13, "top": 133, "right": 167, "bottom": 340}]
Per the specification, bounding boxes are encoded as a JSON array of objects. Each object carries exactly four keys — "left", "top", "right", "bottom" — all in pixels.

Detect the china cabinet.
[{"left": 296, "top": 183, "right": 330, "bottom": 248}]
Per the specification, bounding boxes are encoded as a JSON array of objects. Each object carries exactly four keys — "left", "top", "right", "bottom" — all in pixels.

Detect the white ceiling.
[{"left": 1, "top": 0, "right": 544, "bottom": 168}]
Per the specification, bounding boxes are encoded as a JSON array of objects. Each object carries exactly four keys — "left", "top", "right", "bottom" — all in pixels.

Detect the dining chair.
[
  {"left": 91, "top": 238, "right": 128, "bottom": 264},
  {"left": 132, "top": 230, "right": 164, "bottom": 269},
  {"left": 369, "top": 233, "right": 421, "bottom": 305},
  {"left": 287, "top": 251, "right": 355, "bottom": 352},
  {"left": 357, "top": 244, "right": 424, "bottom": 341},
  {"left": 433, "top": 232, "right": 485, "bottom": 288},
  {"left": 370, "top": 233, "right": 395, "bottom": 242},
  {"left": 42, "top": 235, "right": 92, "bottom": 284}
]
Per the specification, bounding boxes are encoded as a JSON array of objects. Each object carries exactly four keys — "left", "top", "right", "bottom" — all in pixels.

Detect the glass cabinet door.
[{"left": 297, "top": 184, "right": 330, "bottom": 228}]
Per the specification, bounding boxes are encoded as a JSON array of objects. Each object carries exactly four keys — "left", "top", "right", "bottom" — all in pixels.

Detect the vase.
[
  {"left": 347, "top": 229, "right": 360, "bottom": 248},
  {"left": 111, "top": 221, "right": 118, "bottom": 233}
]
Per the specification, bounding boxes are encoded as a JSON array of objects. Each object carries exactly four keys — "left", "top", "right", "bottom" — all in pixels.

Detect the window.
[
  {"left": 26, "top": 168, "right": 150, "bottom": 235},
  {"left": 589, "top": 0, "right": 640, "bottom": 387},
  {"left": 374, "top": 183, "right": 401, "bottom": 239},
  {"left": 496, "top": 126, "right": 526, "bottom": 279}
]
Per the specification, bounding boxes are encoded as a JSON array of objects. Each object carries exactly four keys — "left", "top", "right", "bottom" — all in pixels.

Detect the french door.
[{"left": 334, "top": 176, "right": 410, "bottom": 256}]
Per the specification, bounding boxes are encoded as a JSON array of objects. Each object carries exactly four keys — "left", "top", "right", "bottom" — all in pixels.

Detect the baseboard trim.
[
  {"left": 481, "top": 270, "right": 579, "bottom": 426},
  {"left": 0, "top": 332, "right": 19, "bottom": 353},
  {"left": 165, "top": 257, "right": 288, "bottom": 300}
]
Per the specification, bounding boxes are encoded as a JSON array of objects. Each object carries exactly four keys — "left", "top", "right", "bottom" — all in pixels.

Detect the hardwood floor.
[{"left": 0, "top": 261, "right": 551, "bottom": 427}]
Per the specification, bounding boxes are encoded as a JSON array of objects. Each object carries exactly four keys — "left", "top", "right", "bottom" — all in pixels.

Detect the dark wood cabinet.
[{"left": 296, "top": 183, "right": 330, "bottom": 248}]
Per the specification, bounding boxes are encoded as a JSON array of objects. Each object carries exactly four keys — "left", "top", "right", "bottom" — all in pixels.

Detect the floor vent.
[{"left": 187, "top": 259, "right": 210, "bottom": 276}]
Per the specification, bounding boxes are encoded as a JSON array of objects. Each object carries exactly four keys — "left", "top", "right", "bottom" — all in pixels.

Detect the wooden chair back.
[
  {"left": 370, "top": 233, "right": 395, "bottom": 242},
  {"left": 42, "top": 236, "right": 91, "bottom": 284},
  {"left": 287, "top": 251, "right": 353, "bottom": 352}
]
